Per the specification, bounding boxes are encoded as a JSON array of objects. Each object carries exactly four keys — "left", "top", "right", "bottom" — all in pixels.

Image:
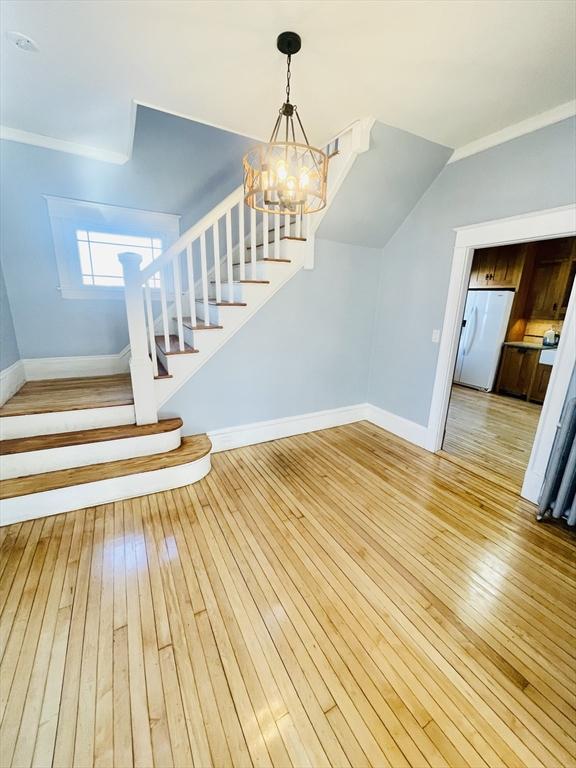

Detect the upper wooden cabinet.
[
  {"left": 526, "top": 237, "right": 575, "bottom": 321},
  {"left": 469, "top": 245, "right": 524, "bottom": 289}
]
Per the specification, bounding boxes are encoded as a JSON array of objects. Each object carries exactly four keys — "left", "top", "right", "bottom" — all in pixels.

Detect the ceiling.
[{"left": 1, "top": 0, "right": 575, "bottom": 159}]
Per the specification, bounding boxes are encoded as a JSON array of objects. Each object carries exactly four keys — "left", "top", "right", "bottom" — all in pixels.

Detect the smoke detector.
[{"left": 7, "top": 31, "right": 39, "bottom": 52}]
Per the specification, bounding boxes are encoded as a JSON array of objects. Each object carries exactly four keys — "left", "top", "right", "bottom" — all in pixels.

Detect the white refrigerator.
[{"left": 454, "top": 289, "right": 514, "bottom": 391}]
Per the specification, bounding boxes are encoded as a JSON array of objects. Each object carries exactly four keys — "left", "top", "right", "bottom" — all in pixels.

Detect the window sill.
[{"left": 59, "top": 285, "right": 127, "bottom": 301}]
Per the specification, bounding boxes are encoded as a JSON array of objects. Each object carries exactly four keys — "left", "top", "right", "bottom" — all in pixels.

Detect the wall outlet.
[{"left": 431, "top": 329, "right": 441, "bottom": 343}]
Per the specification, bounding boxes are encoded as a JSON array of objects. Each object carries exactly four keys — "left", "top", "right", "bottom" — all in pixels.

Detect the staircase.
[{"left": 0, "top": 119, "right": 372, "bottom": 525}]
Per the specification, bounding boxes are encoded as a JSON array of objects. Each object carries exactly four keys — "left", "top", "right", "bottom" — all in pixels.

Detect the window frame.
[{"left": 44, "top": 195, "right": 181, "bottom": 300}]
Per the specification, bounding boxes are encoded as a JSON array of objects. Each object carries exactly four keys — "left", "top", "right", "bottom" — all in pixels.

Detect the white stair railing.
[{"left": 119, "top": 119, "right": 372, "bottom": 424}]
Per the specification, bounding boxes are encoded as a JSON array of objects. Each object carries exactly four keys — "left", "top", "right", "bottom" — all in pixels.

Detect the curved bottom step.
[{"left": 0, "top": 435, "right": 211, "bottom": 526}]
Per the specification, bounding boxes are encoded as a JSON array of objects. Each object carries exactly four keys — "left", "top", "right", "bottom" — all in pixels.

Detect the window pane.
[
  {"left": 76, "top": 229, "right": 88, "bottom": 241},
  {"left": 87, "top": 231, "right": 155, "bottom": 249},
  {"left": 77, "top": 241, "right": 93, "bottom": 276},
  {"left": 89, "top": 242, "right": 125, "bottom": 277}
]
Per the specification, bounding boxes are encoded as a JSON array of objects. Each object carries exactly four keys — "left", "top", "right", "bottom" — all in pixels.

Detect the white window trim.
[{"left": 44, "top": 195, "right": 181, "bottom": 300}]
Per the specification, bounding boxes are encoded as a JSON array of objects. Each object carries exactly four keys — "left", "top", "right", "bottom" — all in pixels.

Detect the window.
[
  {"left": 76, "top": 231, "right": 163, "bottom": 287},
  {"left": 45, "top": 196, "right": 180, "bottom": 299}
]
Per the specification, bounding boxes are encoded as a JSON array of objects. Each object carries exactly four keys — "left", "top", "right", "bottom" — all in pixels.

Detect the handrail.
[{"left": 139, "top": 185, "right": 244, "bottom": 283}]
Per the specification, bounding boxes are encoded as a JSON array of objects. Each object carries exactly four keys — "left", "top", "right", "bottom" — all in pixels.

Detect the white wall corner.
[
  {"left": 0, "top": 360, "right": 26, "bottom": 406},
  {"left": 365, "top": 404, "right": 430, "bottom": 449}
]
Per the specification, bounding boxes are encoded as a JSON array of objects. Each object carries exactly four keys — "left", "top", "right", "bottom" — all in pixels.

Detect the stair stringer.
[{"left": 153, "top": 238, "right": 309, "bottom": 408}]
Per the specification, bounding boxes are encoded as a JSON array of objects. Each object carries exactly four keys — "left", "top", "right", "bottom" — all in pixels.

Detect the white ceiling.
[{"left": 1, "top": 0, "right": 575, "bottom": 159}]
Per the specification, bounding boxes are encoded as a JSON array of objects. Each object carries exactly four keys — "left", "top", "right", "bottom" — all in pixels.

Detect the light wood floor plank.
[{"left": 0, "top": 422, "right": 574, "bottom": 767}]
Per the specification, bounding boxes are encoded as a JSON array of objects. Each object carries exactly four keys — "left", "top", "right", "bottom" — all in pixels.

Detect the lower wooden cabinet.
[
  {"left": 495, "top": 346, "right": 552, "bottom": 403},
  {"left": 495, "top": 347, "right": 538, "bottom": 398},
  {"left": 530, "top": 364, "right": 552, "bottom": 404}
]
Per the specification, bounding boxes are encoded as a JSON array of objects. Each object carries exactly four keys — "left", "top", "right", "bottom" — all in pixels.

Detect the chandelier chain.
[{"left": 285, "top": 54, "right": 291, "bottom": 104}]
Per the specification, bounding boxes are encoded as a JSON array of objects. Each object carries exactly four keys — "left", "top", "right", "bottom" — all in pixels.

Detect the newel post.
[{"left": 118, "top": 252, "right": 158, "bottom": 425}]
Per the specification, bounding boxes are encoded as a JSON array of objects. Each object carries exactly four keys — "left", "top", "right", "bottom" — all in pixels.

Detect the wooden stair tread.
[
  {"left": 247, "top": 236, "right": 306, "bottom": 250},
  {"left": 155, "top": 335, "right": 198, "bottom": 355},
  {"left": 0, "top": 434, "right": 211, "bottom": 499},
  {"left": 210, "top": 280, "right": 270, "bottom": 285},
  {"left": 154, "top": 360, "right": 172, "bottom": 379},
  {"left": 0, "top": 374, "right": 133, "bottom": 418},
  {"left": 1, "top": 418, "right": 183, "bottom": 456},
  {"left": 196, "top": 299, "right": 247, "bottom": 307},
  {"left": 232, "top": 258, "right": 291, "bottom": 266},
  {"left": 182, "top": 318, "right": 223, "bottom": 330}
]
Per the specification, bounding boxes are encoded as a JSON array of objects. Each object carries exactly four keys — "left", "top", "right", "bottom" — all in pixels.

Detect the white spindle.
[
  {"left": 173, "top": 256, "right": 184, "bottom": 351},
  {"left": 159, "top": 267, "right": 170, "bottom": 351},
  {"left": 263, "top": 211, "right": 269, "bottom": 261},
  {"left": 186, "top": 242, "right": 196, "bottom": 325},
  {"left": 250, "top": 208, "right": 257, "bottom": 269},
  {"left": 238, "top": 204, "right": 246, "bottom": 280},
  {"left": 296, "top": 209, "right": 302, "bottom": 238},
  {"left": 226, "top": 209, "right": 233, "bottom": 300},
  {"left": 274, "top": 213, "right": 280, "bottom": 260},
  {"left": 284, "top": 213, "right": 290, "bottom": 238},
  {"left": 144, "top": 283, "right": 158, "bottom": 377},
  {"left": 301, "top": 210, "right": 307, "bottom": 239},
  {"left": 200, "top": 230, "right": 210, "bottom": 321},
  {"left": 213, "top": 221, "right": 222, "bottom": 304}
]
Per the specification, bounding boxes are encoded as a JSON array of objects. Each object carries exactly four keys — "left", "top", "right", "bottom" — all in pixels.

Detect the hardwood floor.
[
  {"left": 443, "top": 385, "right": 542, "bottom": 491},
  {"left": 1, "top": 422, "right": 574, "bottom": 768},
  {"left": 0, "top": 375, "right": 133, "bottom": 417}
]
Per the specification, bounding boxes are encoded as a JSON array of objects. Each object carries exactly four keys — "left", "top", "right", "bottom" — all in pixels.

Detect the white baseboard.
[
  {"left": 208, "top": 404, "right": 369, "bottom": 452},
  {"left": 0, "top": 360, "right": 25, "bottom": 406},
  {"left": 364, "top": 404, "right": 430, "bottom": 449},
  {"left": 22, "top": 349, "right": 130, "bottom": 380}
]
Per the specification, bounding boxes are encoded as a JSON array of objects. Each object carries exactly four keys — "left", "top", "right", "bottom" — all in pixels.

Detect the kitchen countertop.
[{"left": 503, "top": 341, "right": 558, "bottom": 350}]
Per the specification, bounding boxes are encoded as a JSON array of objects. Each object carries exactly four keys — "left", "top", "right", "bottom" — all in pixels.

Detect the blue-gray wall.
[
  {"left": 318, "top": 121, "right": 451, "bottom": 247},
  {"left": 0, "top": 106, "right": 252, "bottom": 359},
  {"left": 0, "top": 263, "right": 20, "bottom": 369},
  {"left": 368, "top": 117, "right": 576, "bottom": 426},
  {"left": 161, "top": 239, "right": 380, "bottom": 432}
]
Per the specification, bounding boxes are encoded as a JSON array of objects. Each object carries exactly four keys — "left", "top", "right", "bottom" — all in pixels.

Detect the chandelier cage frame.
[{"left": 243, "top": 32, "right": 328, "bottom": 216}]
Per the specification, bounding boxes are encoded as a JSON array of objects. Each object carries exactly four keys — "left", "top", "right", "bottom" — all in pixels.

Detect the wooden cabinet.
[
  {"left": 526, "top": 238, "right": 576, "bottom": 322},
  {"left": 495, "top": 346, "right": 539, "bottom": 398},
  {"left": 530, "top": 364, "right": 552, "bottom": 404},
  {"left": 469, "top": 245, "right": 524, "bottom": 289},
  {"left": 495, "top": 347, "right": 554, "bottom": 402}
]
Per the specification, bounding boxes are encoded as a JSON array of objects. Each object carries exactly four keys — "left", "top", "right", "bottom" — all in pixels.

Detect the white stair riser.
[
  {"left": 1, "top": 427, "right": 182, "bottom": 480},
  {"left": 233, "top": 261, "right": 268, "bottom": 281},
  {"left": 0, "top": 404, "right": 136, "bottom": 440},
  {"left": 213, "top": 282, "right": 243, "bottom": 302},
  {"left": 0, "top": 452, "right": 211, "bottom": 526},
  {"left": 195, "top": 301, "right": 220, "bottom": 324}
]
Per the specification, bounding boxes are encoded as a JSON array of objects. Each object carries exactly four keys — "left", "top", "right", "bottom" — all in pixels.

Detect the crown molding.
[
  {"left": 448, "top": 100, "right": 576, "bottom": 164},
  {"left": 0, "top": 125, "right": 129, "bottom": 164}
]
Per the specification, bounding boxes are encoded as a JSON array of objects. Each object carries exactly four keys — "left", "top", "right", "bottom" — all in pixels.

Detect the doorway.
[
  {"left": 441, "top": 237, "right": 574, "bottom": 490},
  {"left": 427, "top": 205, "right": 576, "bottom": 502}
]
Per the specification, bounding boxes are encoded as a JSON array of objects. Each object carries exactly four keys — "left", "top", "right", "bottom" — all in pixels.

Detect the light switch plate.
[{"left": 431, "top": 329, "right": 441, "bottom": 343}]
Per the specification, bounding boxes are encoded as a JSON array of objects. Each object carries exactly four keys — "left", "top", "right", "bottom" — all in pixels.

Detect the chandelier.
[{"left": 243, "top": 32, "right": 328, "bottom": 216}]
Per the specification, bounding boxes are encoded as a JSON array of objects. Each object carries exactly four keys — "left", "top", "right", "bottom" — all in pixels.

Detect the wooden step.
[
  {"left": 233, "top": 257, "right": 291, "bottom": 266},
  {"left": 210, "top": 279, "right": 270, "bottom": 285},
  {"left": 196, "top": 299, "right": 247, "bottom": 307},
  {"left": 0, "top": 374, "right": 133, "bottom": 418},
  {"left": 246, "top": 236, "right": 306, "bottom": 251},
  {"left": 0, "top": 434, "right": 211, "bottom": 500},
  {"left": 182, "top": 318, "right": 223, "bottom": 331},
  {"left": 155, "top": 334, "right": 198, "bottom": 355},
  {"left": 154, "top": 360, "right": 172, "bottom": 380},
  {"left": 1, "top": 418, "right": 183, "bottom": 456}
]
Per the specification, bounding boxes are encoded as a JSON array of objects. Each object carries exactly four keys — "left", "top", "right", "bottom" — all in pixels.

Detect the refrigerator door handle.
[{"left": 463, "top": 306, "right": 478, "bottom": 355}]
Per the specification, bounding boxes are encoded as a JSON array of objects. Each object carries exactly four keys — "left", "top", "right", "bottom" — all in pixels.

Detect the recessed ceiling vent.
[{"left": 7, "top": 31, "right": 39, "bottom": 52}]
